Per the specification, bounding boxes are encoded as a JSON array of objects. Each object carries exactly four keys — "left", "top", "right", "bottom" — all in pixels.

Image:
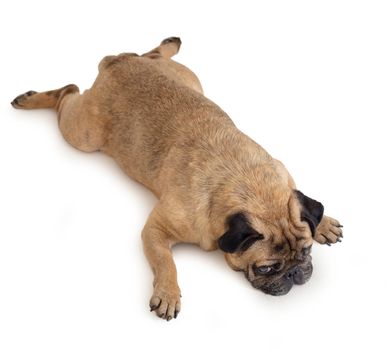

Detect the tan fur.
[{"left": 11, "top": 37, "right": 342, "bottom": 321}]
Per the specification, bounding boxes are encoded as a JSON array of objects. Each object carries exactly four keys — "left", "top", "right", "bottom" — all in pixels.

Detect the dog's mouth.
[{"left": 247, "top": 257, "right": 313, "bottom": 296}]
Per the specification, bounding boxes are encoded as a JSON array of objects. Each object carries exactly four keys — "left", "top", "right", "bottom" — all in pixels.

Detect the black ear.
[
  {"left": 218, "top": 213, "right": 264, "bottom": 253},
  {"left": 295, "top": 190, "right": 324, "bottom": 235}
]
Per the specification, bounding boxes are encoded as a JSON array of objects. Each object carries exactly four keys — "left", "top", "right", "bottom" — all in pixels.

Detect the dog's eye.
[
  {"left": 255, "top": 265, "right": 273, "bottom": 275},
  {"left": 253, "top": 263, "right": 282, "bottom": 276},
  {"left": 302, "top": 246, "right": 312, "bottom": 256}
]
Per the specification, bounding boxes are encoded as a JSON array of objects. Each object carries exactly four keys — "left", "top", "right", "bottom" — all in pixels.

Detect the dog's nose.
[
  {"left": 285, "top": 266, "right": 305, "bottom": 285},
  {"left": 285, "top": 267, "right": 295, "bottom": 280},
  {"left": 292, "top": 267, "right": 305, "bottom": 285}
]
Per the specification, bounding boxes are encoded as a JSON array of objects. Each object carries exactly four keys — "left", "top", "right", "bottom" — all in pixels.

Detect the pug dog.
[{"left": 11, "top": 37, "right": 342, "bottom": 321}]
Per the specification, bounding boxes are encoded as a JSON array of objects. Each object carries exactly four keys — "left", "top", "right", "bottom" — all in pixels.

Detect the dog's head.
[{"left": 217, "top": 189, "right": 323, "bottom": 296}]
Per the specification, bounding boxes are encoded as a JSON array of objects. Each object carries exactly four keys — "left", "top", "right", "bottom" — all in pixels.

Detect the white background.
[{"left": 1, "top": 1, "right": 388, "bottom": 349}]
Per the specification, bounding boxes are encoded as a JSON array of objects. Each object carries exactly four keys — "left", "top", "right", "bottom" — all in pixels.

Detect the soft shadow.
[
  {"left": 87, "top": 151, "right": 158, "bottom": 209},
  {"left": 173, "top": 242, "right": 227, "bottom": 267}
]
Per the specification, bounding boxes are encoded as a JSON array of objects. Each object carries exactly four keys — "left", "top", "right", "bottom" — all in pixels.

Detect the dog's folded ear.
[
  {"left": 294, "top": 190, "right": 324, "bottom": 235},
  {"left": 218, "top": 213, "right": 264, "bottom": 253}
]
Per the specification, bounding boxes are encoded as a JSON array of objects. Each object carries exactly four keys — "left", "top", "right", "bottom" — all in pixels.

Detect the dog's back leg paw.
[
  {"left": 11, "top": 91, "right": 38, "bottom": 109},
  {"left": 11, "top": 84, "right": 79, "bottom": 110},
  {"left": 142, "top": 36, "right": 182, "bottom": 59}
]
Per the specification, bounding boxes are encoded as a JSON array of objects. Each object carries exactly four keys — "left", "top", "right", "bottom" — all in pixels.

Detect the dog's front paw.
[
  {"left": 149, "top": 283, "right": 181, "bottom": 321},
  {"left": 314, "top": 216, "right": 343, "bottom": 246}
]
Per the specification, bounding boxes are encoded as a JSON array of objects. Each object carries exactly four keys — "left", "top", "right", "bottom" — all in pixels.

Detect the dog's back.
[{"left": 96, "top": 54, "right": 233, "bottom": 193}]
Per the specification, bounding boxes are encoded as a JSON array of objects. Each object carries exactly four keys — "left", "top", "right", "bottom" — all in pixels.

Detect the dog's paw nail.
[
  {"left": 337, "top": 238, "right": 342, "bottom": 243},
  {"left": 340, "top": 232, "right": 343, "bottom": 238},
  {"left": 150, "top": 300, "right": 161, "bottom": 312},
  {"left": 325, "top": 242, "right": 331, "bottom": 246},
  {"left": 338, "top": 224, "right": 343, "bottom": 228},
  {"left": 174, "top": 311, "right": 179, "bottom": 319},
  {"left": 167, "top": 316, "right": 172, "bottom": 321},
  {"left": 149, "top": 296, "right": 162, "bottom": 312}
]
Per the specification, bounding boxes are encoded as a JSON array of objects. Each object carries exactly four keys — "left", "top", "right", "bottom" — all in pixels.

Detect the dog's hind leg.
[
  {"left": 11, "top": 84, "right": 79, "bottom": 110},
  {"left": 142, "top": 37, "right": 204, "bottom": 94},
  {"left": 11, "top": 85, "right": 105, "bottom": 153},
  {"left": 142, "top": 36, "right": 182, "bottom": 59}
]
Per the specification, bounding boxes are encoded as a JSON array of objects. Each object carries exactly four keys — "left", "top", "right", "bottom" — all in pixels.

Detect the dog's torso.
[
  {"left": 73, "top": 54, "right": 276, "bottom": 249},
  {"left": 98, "top": 55, "right": 231, "bottom": 191}
]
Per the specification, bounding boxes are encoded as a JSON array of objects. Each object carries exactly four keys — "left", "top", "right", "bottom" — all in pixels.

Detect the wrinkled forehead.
[
  {"left": 248, "top": 209, "right": 312, "bottom": 256},
  {"left": 278, "top": 217, "right": 312, "bottom": 252}
]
